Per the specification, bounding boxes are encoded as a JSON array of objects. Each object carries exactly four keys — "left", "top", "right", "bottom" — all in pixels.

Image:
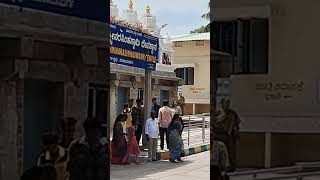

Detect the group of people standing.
[
  {"left": 111, "top": 97, "right": 185, "bottom": 165},
  {"left": 21, "top": 117, "right": 109, "bottom": 180}
]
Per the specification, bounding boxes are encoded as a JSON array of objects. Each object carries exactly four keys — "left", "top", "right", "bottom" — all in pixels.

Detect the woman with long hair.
[
  {"left": 168, "top": 114, "right": 184, "bottom": 163},
  {"left": 111, "top": 114, "right": 129, "bottom": 165}
]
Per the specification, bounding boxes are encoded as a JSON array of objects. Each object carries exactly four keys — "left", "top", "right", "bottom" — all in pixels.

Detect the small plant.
[{"left": 110, "top": 16, "right": 151, "bottom": 35}]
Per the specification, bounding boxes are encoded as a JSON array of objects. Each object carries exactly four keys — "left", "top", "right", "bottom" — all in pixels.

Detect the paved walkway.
[{"left": 110, "top": 151, "right": 210, "bottom": 180}]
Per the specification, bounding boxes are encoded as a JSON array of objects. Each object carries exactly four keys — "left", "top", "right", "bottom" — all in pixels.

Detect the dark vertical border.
[
  {"left": 209, "top": 0, "right": 215, "bottom": 175},
  {"left": 106, "top": 1, "right": 110, "bottom": 179}
]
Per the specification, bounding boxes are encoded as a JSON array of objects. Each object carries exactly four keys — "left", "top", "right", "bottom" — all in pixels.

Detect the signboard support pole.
[{"left": 143, "top": 69, "right": 152, "bottom": 147}]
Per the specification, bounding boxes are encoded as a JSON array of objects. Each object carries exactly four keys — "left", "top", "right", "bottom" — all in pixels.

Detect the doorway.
[
  {"left": 160, "top": 90, "right": 170, "bottom": 106},
  {"left": 88, "top": 85, "right": 109, "bottom": 137},
  {"left": 117, "top": 87, "right": 130, "bottom": 115},
  {"left": 23, "top": 79, "right": 64, "bottom": 170}
]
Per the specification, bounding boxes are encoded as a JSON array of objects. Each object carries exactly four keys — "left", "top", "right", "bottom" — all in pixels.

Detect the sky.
[{"left": 113, "top": 0, "right": 210, "bottom": 36}]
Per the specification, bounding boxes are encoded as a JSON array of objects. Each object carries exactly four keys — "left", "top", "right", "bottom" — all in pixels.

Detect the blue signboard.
[
  {"left": 110, "top": 23, "right": 159, "bottom": 70},
  {"left": 0, "top": 0, "right": 107, "bottom": 22}
]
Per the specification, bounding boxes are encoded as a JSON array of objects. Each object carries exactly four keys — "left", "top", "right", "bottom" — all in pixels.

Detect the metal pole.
[
  {"left": 188, "top": 116, "right": 191, "bottom": 146},
  {"left": 143, "top": 69, "right": 152, "bottom": 147},
  {"left": 202, "top": 116, "right": 205, "bottom": 142}
]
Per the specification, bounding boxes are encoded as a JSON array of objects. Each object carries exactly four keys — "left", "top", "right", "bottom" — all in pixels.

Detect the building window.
[
  {"left": 88, "top": 84, "right": 108, "bottom": 137},
  {"left": 175, "top": 67, "right": 194, "bottom": 85},
  {"left": 138, "top": 88, "right": 144, "bottom": 102},
  {"left": 162, "top": 53, "right": 171, "bottom": 65},
  {"left": 196, "top": 40, "right": 205, "bottom": 46},
  {"left": 160, "top": 90, "right": 170, "bottom": 106},
  {"left": 213, "top": 18, "right": 269, "bottom": 75},
  {"left": 116, "top": 87, "right": 130, "bottom": 115},
  {"left": 174, "top": 42, "right": 182, "bottom": 47}
]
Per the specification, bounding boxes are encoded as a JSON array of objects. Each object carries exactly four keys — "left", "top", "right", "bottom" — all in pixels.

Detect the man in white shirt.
[
  {"left": 158, "top": 100, "right": 173, "bottom": 150},
  {"left": 145, "top": 111, "right": 159, "bottom": 161}
]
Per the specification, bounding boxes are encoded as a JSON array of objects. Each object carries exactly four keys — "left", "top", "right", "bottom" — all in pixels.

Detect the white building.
[
  {"left": 171, "top": 33, "right": 210, "bottom": 115},
  {"left": 215, "top": 0, "right": 320, "bottom": 168}
]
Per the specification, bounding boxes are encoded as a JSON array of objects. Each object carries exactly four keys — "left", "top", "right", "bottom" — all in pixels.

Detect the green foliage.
[
  {"left": 190, "top": 25, "right": 210, "bottom": 34},
  {"left": 190, "top": 1, "right": 211, "bottom": 33}
]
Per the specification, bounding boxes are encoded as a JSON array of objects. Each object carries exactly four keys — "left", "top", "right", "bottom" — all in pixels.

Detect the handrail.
[
  {"left": 252, "top": 171, "right": 320, "bottom": 180},
  {"left": 228, "top": 166, "right": 303, "bottom": 177},
  {"left": 186, "top": 115, "right": 209, "bottom": 146},
  {"left": 296, "top": 162, "right": 320, "bottom": 167}
]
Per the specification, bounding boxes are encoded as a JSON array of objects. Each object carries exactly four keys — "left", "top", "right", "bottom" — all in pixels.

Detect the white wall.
[
  {"left": 268, "top": 0, "right": 320, "bottom": 78},
  {"left": 215, "top": 0, "right": 320, "bottom": 132},
  {"left": 173, "top": 41, "right": 210, "bottom": 91}
]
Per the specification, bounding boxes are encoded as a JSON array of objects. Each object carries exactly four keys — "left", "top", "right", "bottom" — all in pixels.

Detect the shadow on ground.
[{"left": 110, "top": 159, "right": 193, "bottom": 179}]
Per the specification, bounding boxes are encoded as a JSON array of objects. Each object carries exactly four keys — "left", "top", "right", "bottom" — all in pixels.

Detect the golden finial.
[
  {"left": 128, "top": 0, "right": 134, "bottom": 10},
  {"left": 146, "top": 5, "right": 151, "bottom": 15}
]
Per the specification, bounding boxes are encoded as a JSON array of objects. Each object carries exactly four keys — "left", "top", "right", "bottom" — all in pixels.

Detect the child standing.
[
  {"left": 145, "top": 111, "right": 159, "bottom": 162},
  {"left": 124, "top": 125, "right": 141, "bottom": 165}
]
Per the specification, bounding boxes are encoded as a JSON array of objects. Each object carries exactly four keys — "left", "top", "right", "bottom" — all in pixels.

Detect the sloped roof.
[{"left": 171, "top": 32, "right": 210, "bottom": 42}]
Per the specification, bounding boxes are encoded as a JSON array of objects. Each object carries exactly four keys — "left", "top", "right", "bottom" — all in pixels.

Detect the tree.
[
  {"left": 201, "top": 1, "right": 211, "bottom": 22},
  {"left": 190, "top": 1, "right": 211, "bottom": 33},
  {"left": 190, "top": 25, "right": 210, "bottom": 34}
]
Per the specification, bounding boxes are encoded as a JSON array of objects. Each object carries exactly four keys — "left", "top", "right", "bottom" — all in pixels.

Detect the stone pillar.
[
  {"left": 0, "top": 81, "right": 19, "bottom": 180},
  {"left": 193, "top": 103, "right": 196, "bottom": 115},
  {"left": 143, "top": 70, "right": 152, "bottom": 146},
  {"left": 152, "top": 84, "right": 160, "bottom": 103},
  {"left": 64, "top": 82, "right": 88, "bottom": 139},
  {"left": 130, "top": 86, "right": 139, "bottom": 100},
  {"left": 169, "top": 86, "right": 177, "bottom": 105},
  {"left": 110, "top": 83, "right": 117, "bottom": 128},
  {"left": 16, "top": 79, "right": 24, "bottom": 176}
]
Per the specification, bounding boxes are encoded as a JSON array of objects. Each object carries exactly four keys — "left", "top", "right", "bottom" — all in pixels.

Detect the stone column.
[
  {"left": 64, "top": 82, "right": 88, "bottom": 139},
  {"left": 143, "top": 70, "right": 152, "bottom": 146},
  {"left": 110, "top": 83, "right": 117, "bottom": 128},
  {"left": 0, "top": 81, "right": 19, "bottom": 180}
]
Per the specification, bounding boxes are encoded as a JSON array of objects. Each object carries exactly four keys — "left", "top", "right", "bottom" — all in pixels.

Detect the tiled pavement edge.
[{"left": 157, "top": 144, "right": 210, "bottom": 160}]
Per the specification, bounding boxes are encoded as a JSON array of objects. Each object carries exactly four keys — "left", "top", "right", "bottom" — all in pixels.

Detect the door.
[
  {"left": 88, "top": 84, "right": 109, "bottom": 137},
  {"left": 160, "top": 90, "right": 170, "bottom": 106},
  {"left": 24, "top": 79, "right": 64, "bottom": 170},
  {"left": 117, "top": 87, "right": 129, "bottom": 115},
  {"left": 138, "top": 88, "right": 144, "bottom": 102}
]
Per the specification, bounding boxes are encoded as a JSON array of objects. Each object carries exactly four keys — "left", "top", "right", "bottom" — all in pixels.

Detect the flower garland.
[{"left": 110, "top": 16, "right": 151, "bottom": 35}]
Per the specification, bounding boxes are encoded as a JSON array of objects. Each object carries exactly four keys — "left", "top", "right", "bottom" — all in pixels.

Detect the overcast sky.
[{"left": 113, "top": 0, "right": 210, "bottom": 35}]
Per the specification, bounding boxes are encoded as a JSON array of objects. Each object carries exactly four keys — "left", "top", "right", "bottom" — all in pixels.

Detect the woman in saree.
[
  {"left": 111, "top": 114, "right": 129, "bottom": 165},
  {"left": 168, "top": 114, "right": 184, "bottom": 163},
  {"left": 123, "top": 125, "right": 141, "bottom": 165}
]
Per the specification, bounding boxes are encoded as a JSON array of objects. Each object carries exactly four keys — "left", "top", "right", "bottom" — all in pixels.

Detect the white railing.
[{"left": 181, "top": 113, "right": 210, "bottom": 146}]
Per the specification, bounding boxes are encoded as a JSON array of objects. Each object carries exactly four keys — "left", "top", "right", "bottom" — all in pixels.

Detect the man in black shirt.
[
  {"left": 131, "top": 99, "right": 144, "bottom": 146},
  {"left": 151, "top": 97, "right": 161, "bottom": 118}
]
